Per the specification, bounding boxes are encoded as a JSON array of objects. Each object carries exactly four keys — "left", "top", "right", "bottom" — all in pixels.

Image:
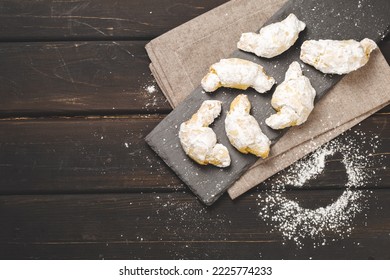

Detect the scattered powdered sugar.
[
  {"left": 152, "top": 195, "right": 228, "bottom": 238},
  {"left": 259, "top": 189, "right": 367, "bottom": 248},
  {"left": 146, "top": 85, "right": 157, "bottom": 94},
  {"left": 268, "top": 130, "right": 381, "bottom": 188},
  {"left": 279, "top": 147, "right": 334, "bottom": 187},
  {"left": 141, "top": 81, "right": 161, "bottom": 109},
  {"left": 257, "top": 129, "right": 383, "bottom": 248}
]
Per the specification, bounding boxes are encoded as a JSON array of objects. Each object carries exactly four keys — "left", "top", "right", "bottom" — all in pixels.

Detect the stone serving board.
[{"left": 146, "top": 0, "right": 389, "bottom": 205}]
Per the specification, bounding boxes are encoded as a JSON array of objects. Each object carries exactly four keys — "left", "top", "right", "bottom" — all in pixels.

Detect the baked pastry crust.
[
  {"left": 237, "top": 13, "right": 306, "bottom": 58},
  {"left": 179, "top": 100, "right": 231, "bottom": 167},
  {"left": 225, "top": 94, "right": 271, "bottom": 159},
  {"left": 266, "top": 61, "right": 316, "bottom": 130},
  {"left": 300, "top": 38, "right": 377, "bottom": 75},
  {"left": 201, "top": 58, "right": 275, "bottom": 93}
]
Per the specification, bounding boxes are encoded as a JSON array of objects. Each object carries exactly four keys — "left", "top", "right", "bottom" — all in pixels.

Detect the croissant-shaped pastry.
[
  {"left": 300, "top": 38, "right": 377, "bottom": 75},
  {"left": 225, "top": 94, "right": 271, "bottom": 159},
  {"left": 238, "top": 13, "right": 306, "bottom": 58},
  {"left": 201, "top": 58, "right": 275, "bottom": 93},
  {"left": 179, "top": 100, "right": 231, "bottom": 167},
  {"left": 266, "top": 61, "right": 316, "bottom": 130}
]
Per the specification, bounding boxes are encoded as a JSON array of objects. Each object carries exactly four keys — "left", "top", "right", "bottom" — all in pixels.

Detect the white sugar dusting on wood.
[
  {"left": 142, "top": 81, "right": 161, "bottom": 109},
  {"left": 257, "top": 129, "right": 384, "bottom": 248},
  {"left": 146, "top": 85, "right": 157, "bottom": 94},
  {"left": 260, "top": 190, "right": 365, "bottom": 248}
]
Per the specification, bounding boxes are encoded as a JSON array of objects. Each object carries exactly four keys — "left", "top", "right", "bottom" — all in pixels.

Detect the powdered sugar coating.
[
  {"left": 179, "top": 100, "right": 231, "bottom": 167},
  {"left": 300, "top": 38, "right": 377, "bottom": 75},
  {"left": 225, "top": 94, "right": 271, "bottom": 158},
  {"left": 238, "top": 13, "right": 306, "bottom": 58},
  {"left": 266, "top": 61, "right": 316, "bottom": 130},
  {"left": 201, "top": 58, "right": 275, "bottom": 93}
]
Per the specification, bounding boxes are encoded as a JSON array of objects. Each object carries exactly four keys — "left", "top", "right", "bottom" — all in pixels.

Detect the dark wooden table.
[{"left": 0, "top": 0, "right": 389, "bottom": 260}]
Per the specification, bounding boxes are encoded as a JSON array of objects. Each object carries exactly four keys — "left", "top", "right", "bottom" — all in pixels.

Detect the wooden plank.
[
  {"left": 378, "top": 106, "right": 390, "bottom": 114},
  {"left": 0, "top": 0, "right": 228, "bottom": 41},
  {"left": 381, "top": 36, "right": 390, "bottom": 65},
  {"left": 1, "top": 240, "right": 390, "bottom": 260},
  {"left": 0, "top": 40, "right": 387, "bottom": 117},
  {"left": 1, "top": 190, "right": 390, "bottom": 259},
  {"left": 0, "top": 4, "right": 388, "bottom": 118},
  {"left": 0, "top": 115, "right": 388, "bottom": 194},
  {"left": 0, "top": 41, "right": 171, "bottom": 116},
  {"left": 0, "top": 115, "right": 183, "bottom": 194}
]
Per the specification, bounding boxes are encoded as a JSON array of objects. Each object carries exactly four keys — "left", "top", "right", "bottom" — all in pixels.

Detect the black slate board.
[{"left": 146, "top": 0, "right": 390, "bottom": 205}]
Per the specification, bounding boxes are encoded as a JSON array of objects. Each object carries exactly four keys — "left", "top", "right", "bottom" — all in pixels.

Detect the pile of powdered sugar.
[
  {"left": 145, "top": 84, "right": 157, "bottom": 94},
  {"left": 257, "top": 129, "right": 384, "bottom": 248},
  {"left": 141, "top": 81, "right": 159, "bottom": 109},
  {"left": 259, "top": 189, "right": 367, "bottom": 248}
]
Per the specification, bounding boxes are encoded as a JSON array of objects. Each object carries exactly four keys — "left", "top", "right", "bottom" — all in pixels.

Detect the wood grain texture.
[
  {"left": 0, "top": 0, "right": 228, "bottom": 41},
  {"left": 0, "top": 41, "right": 171, "bottom": 116},
  {"left": 382, "top": 37, "right": 390, "bottom": 65},
  {"left": 0, "top": 115, "right": 182, "bottom": 194},
  {"left": 0, "top": 115, "right": 388, "bottom": 194},
  {"left": 0, "top": 40, "right": 388, "bottom": 117},
  {"left": 1, "top": 190, "right": 390, "bottom": 259},
  {"left": 0, "top": 0, "right": 389, "bottom": 261}
]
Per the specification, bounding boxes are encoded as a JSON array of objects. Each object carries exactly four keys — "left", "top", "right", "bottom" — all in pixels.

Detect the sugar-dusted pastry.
[
  {"left": 300, "top": 38, "right": 377, "bottom": 75},
  {"left": 201, "top": 58, "right": 275, "bottom": 93},
  {"left": 266, "top": 61, "right": 316, "bottom": 130},
  {"left": 225, "top": 94, "right": 271, "bottom": 159},
  {"left": 179, "top": 100, "right": 231, "bottom": 167},
  {"left": 237, "top": 13, "right": 306, "bottom": 58}
]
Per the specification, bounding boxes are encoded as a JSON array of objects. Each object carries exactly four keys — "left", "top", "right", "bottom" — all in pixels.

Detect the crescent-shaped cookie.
[
  {"left": 201, "top": 58, "right": 275, "bottom": 93},
  {"left": 266, "top": 61, "right": 316, "bottom": 130},
  {"left": 179, "top": 100, "right": 231, "bottom": 167},
  {"left": 225, "top": 94, "right": 271, "bottom": 159}
]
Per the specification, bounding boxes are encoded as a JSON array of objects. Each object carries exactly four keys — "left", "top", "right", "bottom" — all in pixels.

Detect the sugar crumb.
[{"left": 146, "top": 85, "right": 156, "bottom": 94}]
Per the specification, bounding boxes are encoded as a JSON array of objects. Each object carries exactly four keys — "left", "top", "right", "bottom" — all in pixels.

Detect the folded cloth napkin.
[{"left": 146, "top": 0, "right": 390, "bottom": 199}]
